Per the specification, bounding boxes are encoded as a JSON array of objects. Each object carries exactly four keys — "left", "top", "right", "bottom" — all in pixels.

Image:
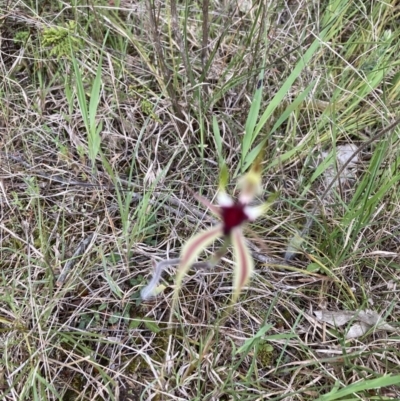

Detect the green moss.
[
  {"left": 129, "top": 85, "right": 162, "bottom": 123},
  {"left": 42, "top": 21, "right": 83, "bottom": 58},
  {"left": 14, "top": 31, "right": 30, "bottom": 44},
  {"left": 150, "top": 331, "right": 169, "bottom": 363},
  {"left": 125, "top": 357, "right": 143, "bottom": 374},
  {"left": 256, "top": 341, "right": 274, "bottom": 367}
]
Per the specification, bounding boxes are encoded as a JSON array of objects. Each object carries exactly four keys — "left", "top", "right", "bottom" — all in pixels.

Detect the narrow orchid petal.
[
  {"left": 191, "top": 191, "right": 221, "bottom": 217},
  {"left": 244, "top": 191, "right": 280, "bottom": 220},
  {"left": 175, "top": 225, "right": 223, "bottom": 292},
  {"left": 141, "top": 261, "right": 163, "bottom": 300},
  {"left": 231, "top": 227, "right": 254, "bottom": 302}
]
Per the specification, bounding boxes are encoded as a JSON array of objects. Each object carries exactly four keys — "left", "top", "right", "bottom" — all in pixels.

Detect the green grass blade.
[
  {"left": 269, "top": 80, "right": 316, "bottom": 135},
  {"left": 316, "top": 375, "right": 400, "bottom": 401},
  {"left": 240, "top": 81, "right": 315, "bottom": 173},
  {"left": 70, "top": 51, "right": 88, "bottom": 132},
  {"left": 212, "top": 115, "right": 224, "bottom": 167},
  {"left": 239, "top": 77, "right": 315, "bottom": 171},
  {"left": 253, "top": 30, "right": 327, "bottom": 139},
  {"left": 241, "top": 70, "right": 264, "bottom": 170},
  {"left": 88, "top": 54, "right": 103, "bottom": 138}
]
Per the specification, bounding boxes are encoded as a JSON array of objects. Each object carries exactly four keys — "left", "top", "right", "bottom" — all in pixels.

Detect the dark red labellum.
[{"left": 220, "top": 203, "right": 249, "bottom": 235}]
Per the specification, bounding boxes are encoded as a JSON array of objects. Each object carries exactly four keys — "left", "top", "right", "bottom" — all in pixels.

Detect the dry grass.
[{"left": 1, "top": 0, "right": 400, "bottom": 400}]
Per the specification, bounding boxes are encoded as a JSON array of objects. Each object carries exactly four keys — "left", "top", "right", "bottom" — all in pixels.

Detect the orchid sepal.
[
  {"left": 175, "top": 225, "right": 223, "bottom": 292},
  {"left": 231, "top": 227, "right": 254, "bottom": 303},
  {"left": 238, "top": 151, "right": 264, "bottom": 204}
]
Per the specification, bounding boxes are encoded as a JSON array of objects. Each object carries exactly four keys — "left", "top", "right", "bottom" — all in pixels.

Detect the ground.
[{"left": 1, "top": 0, "right": 400, "bottom": 400}]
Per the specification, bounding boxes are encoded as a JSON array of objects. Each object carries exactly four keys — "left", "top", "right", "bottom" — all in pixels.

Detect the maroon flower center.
[{"left": 220, "top": 203, "right": 249, "bottom": 235}]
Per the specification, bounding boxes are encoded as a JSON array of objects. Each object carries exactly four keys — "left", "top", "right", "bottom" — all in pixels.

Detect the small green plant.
[
  {"left": 42, "top": 20, "right": 83, "bottom": 58},
  {"left": 140, "top": 98, "right": 162, "bottom": 123},
  {"left": 255, "top": 341, "right": 275, "bottom": 367},
  {"left": 13, "top": 30, "right": 30, "bottom": 44},
  {"left": 129, "top": 85, "right": 162, "bottom": 123},
  {"left": 70, "top": 42, "right": 104, "bottom": 167}
]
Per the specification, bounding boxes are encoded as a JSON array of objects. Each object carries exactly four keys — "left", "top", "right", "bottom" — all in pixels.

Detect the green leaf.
[
  {"left": 316, "top": 375, "right": 400, "bottom": 401},
  {"left": 306, "top": 263, "right": 320, "bottom": 273},
  {"left": 143, "top": 318, "right": 161, "bottom": 333},
  {"left": 89, "top": 63, "right": 102, "bottom": 126},
  {"left": 242, "top": 70, "right": 264, "bottom": 169},
  {"left": 236, "top": 323, "right": 273, "bottom": 354},
  {"left": 87, "top": 57, "right": 103, "bottom": 165},
  {"left": 129, "top": 319, "right": 141, "bottom": 329},
  {"left": 108, "top": 312, "right": 122, "bottom": 325},
  {"left": 70, "top": 53, "right": 89, "bottom": 131},
  {"left": 212, "top": 115, "right": 224, "bottom": 167}
]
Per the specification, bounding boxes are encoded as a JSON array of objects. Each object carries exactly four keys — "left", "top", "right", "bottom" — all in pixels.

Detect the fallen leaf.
[
  {"left": 314, "top": 309, "right": 397, "bottom": 340},
  {"left": 346, "top": 322, "right": 371, "bottom": 339},
  {"left": 238, "top": 0, "right": 252, "bottom": 13},
  {"left": 321, "top": 144, "right": 359, "bottom": 192}
]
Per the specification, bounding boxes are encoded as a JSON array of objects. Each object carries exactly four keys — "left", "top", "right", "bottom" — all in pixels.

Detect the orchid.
[{"left": 141, "top": 159, "right": 277, "bottom": 303}]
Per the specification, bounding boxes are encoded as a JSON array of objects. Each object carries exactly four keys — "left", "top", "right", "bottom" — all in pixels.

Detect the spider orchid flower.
[
  {"left": 141, "top": 161, "right": 276, "bottom": 302},
  {"left": 174, "top": 163, "right": 276, "bottom": 303}
]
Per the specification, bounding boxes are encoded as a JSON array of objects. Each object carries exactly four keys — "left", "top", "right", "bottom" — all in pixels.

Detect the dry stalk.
[
  {"left": 170, "top": 0, "right": 193, "bottom": 85},
  {"left": 201, "top": 0, "right": 209, "bottom": 69},
  {"left": 145, "top": 0, "right": 186, "bottom": 134}
]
